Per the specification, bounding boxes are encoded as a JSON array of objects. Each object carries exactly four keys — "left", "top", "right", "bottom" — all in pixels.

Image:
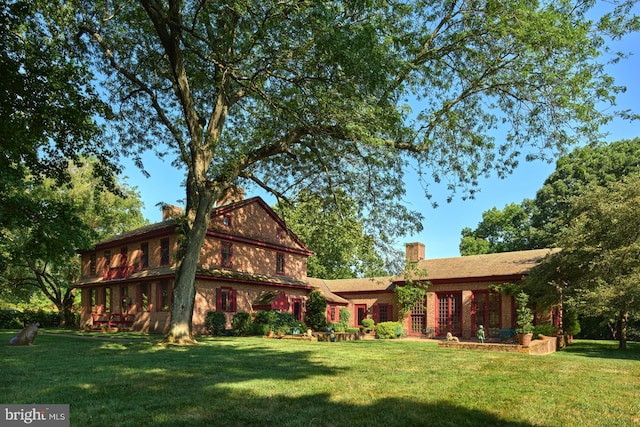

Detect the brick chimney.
[
  {"left": 162, "top": 204, "right": 183, "bottom": 220},
  {"left": 216, "top": 186, "right": 245, "bottom": 207},
  {"left": 405, "top": 242, "right": 425, "bottom": 263}
]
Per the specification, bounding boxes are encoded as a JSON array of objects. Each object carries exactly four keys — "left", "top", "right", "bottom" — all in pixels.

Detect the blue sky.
[{"left": 119, "top": 27, "right": 640, "bottom": 261}]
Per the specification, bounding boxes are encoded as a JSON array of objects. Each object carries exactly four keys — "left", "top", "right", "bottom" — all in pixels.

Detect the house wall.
[
  {"left": 192, "top": 280, "right": 310, "bottom": 335},
  {"left": 332, "top": 293, "right": 398, "bottom": 327}
]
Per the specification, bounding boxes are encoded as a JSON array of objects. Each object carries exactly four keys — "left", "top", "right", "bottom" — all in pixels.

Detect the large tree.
[
  {"left": 274, "top": 189, "right": 404, "bottom": 279},
  {"left": 527, "top": 174, "right": 640, "bottom": 350},
  {"left": 0, "top": 161, "right": 147, "bottom": 325},
  {"left": 74, "top": 0, "right": 637, "bottom": 343},
  {"left": 460, "top": 139, "right": 640, "bottom": 254}
]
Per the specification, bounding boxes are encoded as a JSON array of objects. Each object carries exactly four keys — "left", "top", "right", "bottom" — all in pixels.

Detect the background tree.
[
  {"left": 460, "top": 139, "right": 640, "bottom": 254},
  {"left": 74, "top": 0, "right": 638, "bottom": 343},
  {"left": 459, "top": 201, "right": 536, "bottom": 255},
  {"left": 275, "top": 189, "right": 403, "bottom": 279},
  {"left": 527, "top": 174, "right": 640, "bottom": 350},
  {"left": 0, "top": 161, "right": 147, "bottom": 325}
]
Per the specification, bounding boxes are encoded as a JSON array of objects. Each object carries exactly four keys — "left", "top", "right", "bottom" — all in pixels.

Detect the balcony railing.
[{"left": 103, "top": 265, "right": 137, "bottom": 280}]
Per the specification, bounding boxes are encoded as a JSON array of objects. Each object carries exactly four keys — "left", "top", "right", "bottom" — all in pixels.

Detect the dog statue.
[
  {"left": 445, "top": 332, "right": 459, "bottom": 343},
  {"left": 9, "top": 322, "right": 40, "bottom": 346}
]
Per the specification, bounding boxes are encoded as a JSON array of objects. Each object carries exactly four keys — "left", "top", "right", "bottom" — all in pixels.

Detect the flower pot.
[{"left": 517, "top": 333, "right": 533, "bottom": 346}]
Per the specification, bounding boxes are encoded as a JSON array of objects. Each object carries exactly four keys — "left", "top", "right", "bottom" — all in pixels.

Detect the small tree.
[
  {"left": 515, "top": 292, "right": 534, "bottom": 334},
  {"left": 304, "top": 290, "right": 328, "bottom": 331}
]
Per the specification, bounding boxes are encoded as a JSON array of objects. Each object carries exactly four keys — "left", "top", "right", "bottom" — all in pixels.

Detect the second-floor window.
[
  {"left": 160, "top": 238, "right": 170, "bottom": 265},
  {"left": 221, "top": 242, "right": 232, "bottom": 268},
  {"left": 140, "top": 242, "right": 149, "bottom": 269},
  {"left": 89, "top": 253, "right": 96, "bottom": 276},
  {"left": 276, "top": 253, "right": 285, "bottom": 274},
  {"left": 120, "top": 247, "right": 128, "bottom": 266}
]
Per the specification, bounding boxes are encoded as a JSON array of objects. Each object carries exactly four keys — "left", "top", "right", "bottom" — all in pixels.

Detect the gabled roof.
[
  {"left": 78, "top": 220, "right": 176, "bottom": 253},
  {"left": 212, "top": 196, "right": 311, "bottom": 253},
  {"left": 315, "top": 248, "right": 559, "bottom": 294}
]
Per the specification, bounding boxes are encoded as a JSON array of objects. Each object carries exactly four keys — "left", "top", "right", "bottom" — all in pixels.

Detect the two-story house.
[{"left": 76, "top": 191, "right": 315, "bottom": 334}]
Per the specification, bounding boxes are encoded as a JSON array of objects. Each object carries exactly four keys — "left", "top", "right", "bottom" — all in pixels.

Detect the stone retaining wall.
[{"left": 438, "top": 335, "right": 557, "bottom": 355}]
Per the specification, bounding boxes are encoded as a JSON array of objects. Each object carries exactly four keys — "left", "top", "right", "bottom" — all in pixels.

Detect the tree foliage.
[
  {"left": 460, "top": 139, "right": 640, "bottom": 254},
  {"left": 275, "top": 189, "right": 402, "bottom": 279},
  {"left": 304, "top": 290, "right": 328, "bottom": 331},
  {"left": 71, "top": 0, "right": 638, "bottom": 342},
  {"left": 459, "top": 201, "right": 536, "bottom": 255},
  {"left": 0, "top": 161, "right": 147, "bottom": 325},
  {"left": 527, "top": 174, "right": 640, "bottom": 349}
]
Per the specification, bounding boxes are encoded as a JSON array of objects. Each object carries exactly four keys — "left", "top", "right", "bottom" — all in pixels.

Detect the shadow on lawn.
[
  {"left": 0, "top": 333, "right": 534, "bottom": 426},
  {"left": 561, "top": 340, "right": 640, "bottom": 361}
]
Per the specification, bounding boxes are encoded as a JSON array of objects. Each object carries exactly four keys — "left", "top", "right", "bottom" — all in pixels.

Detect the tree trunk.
[
  {"left": 617, "top": 310, "right": 628, "bottom": 350},
  {"left": 164, "top": 188, "right": 215, "bottom": 344}
]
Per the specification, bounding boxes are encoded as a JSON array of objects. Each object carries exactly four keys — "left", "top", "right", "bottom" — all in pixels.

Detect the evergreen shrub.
[
  {"left": 205, "top": 311, "right": 226, "bottom": 336},
  {"left": 376, "top": 322, "right": 403, "bottom": 339}
]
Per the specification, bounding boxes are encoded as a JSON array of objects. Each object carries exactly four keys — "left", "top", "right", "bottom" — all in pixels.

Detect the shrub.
[
  {"left": 250, "top": 323, "right": 270, "bottom": 336},
  {"left": 304, "top": 290, "right": 327, "bottom": 331},
  {"left": 339, "top": 307, "right": 350, "bottom": 325},
  {"left": 231, "top": 312, "right": 252, "bottom": 336},
  {"left": 0, "top": 309, "right": 23, "bottom": 329},
  {"left": 533, "top": 324, "right": 558, "bottom": 339},
  {"left": 205, "top": 311, "right": 227, "bottom": 336},
  {"left": 361, "top": 318, "right": 375, "bottom": 332},
  {"left": 376, "top": 322, "right": 403, "bottom": 339},
  {"left": 254, "top": 310, "right": 304, "bottom": 335},
  {"left": 330, "top": 323, "right": 346, "bottom": 332},
  {"left": 21, "top": 309, "right": 61, "bottom": 328}
]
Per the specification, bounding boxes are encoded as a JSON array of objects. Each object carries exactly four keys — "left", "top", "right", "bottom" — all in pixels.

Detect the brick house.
[{"left": 76, "top": 193, "right": 556, "bottom": 338}]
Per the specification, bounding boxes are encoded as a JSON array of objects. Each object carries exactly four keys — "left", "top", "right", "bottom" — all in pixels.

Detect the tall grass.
[{"left": 1, "top": 330, "right": 638, "bottom": 426}]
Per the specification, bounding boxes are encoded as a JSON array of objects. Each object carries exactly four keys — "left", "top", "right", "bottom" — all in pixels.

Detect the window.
[
  {"left": 330, "top": 306, "right": 336, "bottom": 322},
  {"left": 410, "top": 300, "right": 425, "bottom": 335},
  {"left": 104, "top": 287, "right": 111, "bottom": 313},
  {"left": 120, "top": 286, "right": 130, "bottom": 314},
  {"left": 160, "top": 238, "right": 170, "bottom": 265},
  {"left": 90, "top": 288, "right": 97, "bottom": 313},
  {"left": 140, "top": 242, "right": 149, "bottom": 269},
  {"left": 138, "top": 284, "right": 150, "bottom": 312},
  {"left": 158, "top": 280, "right": 172, "bottom": 312},
  {"left": 276, "top": 228, "right": 284, "bottom": 240},
  {"left": 104, "top": 250, "right": 111, "bottom": 269},
  {"left": 120, "top": 247, "right": 128, "bottom": 266},
  {"left": 375, "top": 304, "right": 392, "bottom": 323},
  {"left": 221, "top": 242, "right": 232, "bottom": 268},
  {"left": 222, "top": 214, "right": 231, "bottom": 227},
  {"left": 216, "top": 287, "right": 236, "bottom": 312},
  {"left": 276, "top": 253, "right": 285, "bottom": 274},
  {"left": 89, "top": 253, "right": 96, "bottom": 276}
]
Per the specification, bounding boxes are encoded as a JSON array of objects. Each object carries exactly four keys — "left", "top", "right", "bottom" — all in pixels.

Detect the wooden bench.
[
  {"left": 91, "top": 313, "right": 134, "bottom": 330},
  {"left": 499, "top": 328, "right": 517, "bottom": 343}
]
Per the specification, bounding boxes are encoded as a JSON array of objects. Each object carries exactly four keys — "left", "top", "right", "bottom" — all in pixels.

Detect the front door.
[{"left": 355, "top": 304, "right": 367, "bottom": 327}]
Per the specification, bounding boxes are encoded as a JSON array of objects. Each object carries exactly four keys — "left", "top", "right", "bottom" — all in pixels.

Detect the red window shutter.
[
  {"left": 216, "top": 287, "right": 222, "bottom": 311},
  {"left": 230, "top": 289, "right": 237, "bottom": 312},
  {"left": 372, "top": 304, "right": 379, "bottom": 323}
]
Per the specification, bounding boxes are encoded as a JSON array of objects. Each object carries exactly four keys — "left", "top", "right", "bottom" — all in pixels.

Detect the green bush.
[
  {"left": 345, "top": 327, "right": 360, "bottom": 333},
  {"left": 0, "top": 309, "right": 23, "bottom": 329},
  {"left": 339, "top": 307, "right": 350, "bottom": 325},
  {"left": 533, "top": 324, "right": 558, "bottom": 339},
  {"left": 254, "top": 310, "right": 304, "bottom": 335},
  {"left": 330, "top": 323, "right": 346, "bottom": 332},
  {"left": 205, "top": 311, "right": 227, "bottom": 336},
  {"left": 376, "top": 322, "right": 403, "bottom": 339},
  {"left": 231, "top": 312, "right": 252, "bottom": 336},
  {"left": 361, "top": 318, "right": 375, "bottom": 332},
  {"left": 21, "top": 309, "right": 61, "bottom": 328},
  {"left": 250, "top": 323, "right": 270, "bottom": 336},
  {"left": 304, "top": 290, "right": 327, "bottom": 331}
]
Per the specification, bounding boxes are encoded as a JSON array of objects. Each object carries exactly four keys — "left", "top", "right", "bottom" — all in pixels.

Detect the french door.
[
  {"left": 436, "top": 292, "right": 461, "bottom": 336},
  {"left": 473, "top": 291, "right": 501, "bottom": 337}
]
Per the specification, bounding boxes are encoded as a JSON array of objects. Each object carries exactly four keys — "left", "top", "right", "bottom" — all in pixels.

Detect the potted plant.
[
  {"left": 83, "top": 323, "right": 92, "bottom": 332},
  {"left": 514, "top": 291, "right": 534, "bottom": 346}
]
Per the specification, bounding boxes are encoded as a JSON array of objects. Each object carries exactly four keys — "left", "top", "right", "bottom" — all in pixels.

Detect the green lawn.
[{"left": 1, "top": 330, "right": 639, "bottom": 426}]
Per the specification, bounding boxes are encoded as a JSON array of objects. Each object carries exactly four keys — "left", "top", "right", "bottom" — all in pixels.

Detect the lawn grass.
[{"left": 1, "top": 330, "right": 639, "bottom": 426}]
